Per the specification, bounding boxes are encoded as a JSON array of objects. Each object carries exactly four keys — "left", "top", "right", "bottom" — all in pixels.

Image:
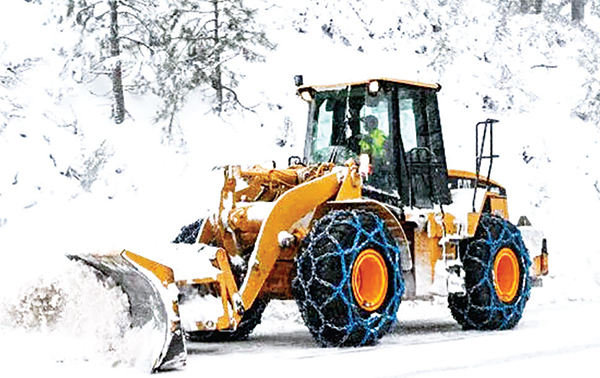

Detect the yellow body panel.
[
  {"left": 448, "top": 169, "right": 506, "bottom": 190},
  {"left": 488, "top": 194, "right": 509, "bottom": 219},
  {"left": 240, "top": 171, "right": 341, "bottom": 309},
  {"left": 448, "top": 169, "right": 510, "bottom": 237},
  {"left": 467, "top": 212, "right": 481, "bottom": 237},
  {"left": 411, "top": 213, "right": 458, "bottom": 283}
]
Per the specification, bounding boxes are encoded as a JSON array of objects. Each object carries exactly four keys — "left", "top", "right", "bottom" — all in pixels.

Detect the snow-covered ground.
[
  {"left": 2, "top": 298, "right": 600, "bottom": 377},
  {"left": 190, "top": 299, "right": 600, "bottom": 378},
  {"left": 1, "top": 0, "right": 600, "bottom": 376}
]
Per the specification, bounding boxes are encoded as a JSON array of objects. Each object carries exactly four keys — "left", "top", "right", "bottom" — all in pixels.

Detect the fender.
[{"left": 312, "top": 199, "right": 408, "bottom": 248}]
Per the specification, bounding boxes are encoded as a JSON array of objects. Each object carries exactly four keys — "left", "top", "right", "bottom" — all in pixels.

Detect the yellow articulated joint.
[
  {"left": 214, "top": 248, "right": 243, "bottom": 329},
  {"left": 217, "top": 276, "right": 233, "bottom": 330},
  {"left": 123, "top": 250, "right": 175, "bottom": 288}
]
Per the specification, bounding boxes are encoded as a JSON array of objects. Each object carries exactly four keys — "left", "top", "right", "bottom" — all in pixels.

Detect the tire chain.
[
  {"left": 449, "top": 214, "right": 531, "bottom": 330},
  {"left": 293, "top": 210, "right": 404, "bottom": 347}
]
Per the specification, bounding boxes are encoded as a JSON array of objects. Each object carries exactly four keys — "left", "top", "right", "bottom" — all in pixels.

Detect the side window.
[
  {"left": 358, "top": 95, "right": 390, "bottom": 157},
  {"left": 399, "top": 98, "right": 418, "bottom": 151},
  {"left": 312, "top": 100, "right": 333, "bottom": 152},
  {"left": 359, "top": 97, "right": 390, "bottom": 136},
  {"left": 358, "top": 93, "right": 397, "bottom": 194}
]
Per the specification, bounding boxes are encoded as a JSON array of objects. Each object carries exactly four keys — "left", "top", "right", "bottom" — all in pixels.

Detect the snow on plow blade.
[{"left": 66, "top": 250, "right": 186, "bottom": 372}]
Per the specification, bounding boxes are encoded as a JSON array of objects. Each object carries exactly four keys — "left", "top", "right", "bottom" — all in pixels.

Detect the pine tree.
[
  {"left": 520, "top": 0, "right": 543, "bottom": 14},
  {"left": 572, "top": 0, "right": 585, "bottom": 22},
  {"left": 109, "top": 0, "right": 126, "bottom": 124},
  {"left": 60, "top": 0, "right": 162, "bottom": 124},
  {"left": 156, "top": 0, "right": 274, "bottom": 121}
]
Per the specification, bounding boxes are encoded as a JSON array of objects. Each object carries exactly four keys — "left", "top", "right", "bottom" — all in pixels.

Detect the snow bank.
[{"left": 0, "top": 261, "right": 161, "bottom": 373}]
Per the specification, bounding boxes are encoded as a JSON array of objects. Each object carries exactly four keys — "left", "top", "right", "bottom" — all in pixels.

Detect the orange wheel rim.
[
  {"left": 351, "top": 249, "right": 388, "bottom": 311},
  {"left": 493, "top": 248, "right": 520, "bottom": 303}
]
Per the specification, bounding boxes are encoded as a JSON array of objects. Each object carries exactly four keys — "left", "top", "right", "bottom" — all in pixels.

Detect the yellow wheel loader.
[{"left": 68, "top": 78, "right": 549, "bottom": 371}]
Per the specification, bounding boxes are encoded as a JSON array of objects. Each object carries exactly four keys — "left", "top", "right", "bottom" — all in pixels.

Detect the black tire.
[
  {"left": 173, "top": 219, "right": 268, "bottom": 342},
  {"left": 449, "top": 214, "right": 531, "bottom": 330},
  {"left": 186, "top": 295, "right": 269, "bottom": 342},
  {"left": 173, "top": 219, "right": 203, "bottom": 244},
  {"left": 292, "top": 209, "right": 404, "bottom": 347},
  {"left": 173, "top": 218, "right": 249, "bottom": 285}
]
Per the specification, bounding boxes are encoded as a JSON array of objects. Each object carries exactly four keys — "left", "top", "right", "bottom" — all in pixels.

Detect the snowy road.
[
  {"left": 3, "top": 294, "right": 599, "bottom": 377},
  {"left": 174, "top": 299, "right": 600, "bottom": 378}
]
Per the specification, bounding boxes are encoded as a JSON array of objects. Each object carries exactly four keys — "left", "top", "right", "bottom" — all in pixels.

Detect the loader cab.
[{"left": 299, "top": 79, "right": 452, "bottom": 209}]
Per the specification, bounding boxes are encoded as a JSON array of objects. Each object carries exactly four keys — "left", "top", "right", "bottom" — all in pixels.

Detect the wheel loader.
[{"left": 68, "top": 78, "right": 549, "bottom": 372}]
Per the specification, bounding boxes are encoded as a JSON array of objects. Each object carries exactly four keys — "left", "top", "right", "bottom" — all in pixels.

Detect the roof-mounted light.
[{"left": 368, "top": 80, "right": 380, "bottom": 95}]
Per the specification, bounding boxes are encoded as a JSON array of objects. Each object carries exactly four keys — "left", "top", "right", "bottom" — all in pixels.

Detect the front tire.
[
  {"left": 292, "top": 210, "right": 404, "bottom": 347},
  {"left": 186, "top": 295, "right": 269, "bottom": 342},
  {"left": 449, "top": 214, "right": 531, "bottom": 330},
  {"left": 173, "top": 219, "right": 203, "bottom": 244},
  {"left": 173, "top": 219, "right": 267, "bottom": 342}
]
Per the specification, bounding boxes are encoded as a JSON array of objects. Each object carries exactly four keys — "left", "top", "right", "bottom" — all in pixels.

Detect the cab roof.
[{"left": 297, "top": 78, "right": 441, "bottom": 92}]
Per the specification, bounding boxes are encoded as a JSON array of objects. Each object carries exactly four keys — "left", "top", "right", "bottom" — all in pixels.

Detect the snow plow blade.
[{"left": 66, "top": 250, "right": 186, "bottom": 372}]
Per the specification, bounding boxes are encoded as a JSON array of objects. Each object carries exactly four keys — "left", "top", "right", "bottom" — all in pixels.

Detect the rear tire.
[
  {"left": 292, "top": 210, "right": 404, "bottom": 347},
  {"left": 449, "top": 214, "right": 531, "bottom": 330}
]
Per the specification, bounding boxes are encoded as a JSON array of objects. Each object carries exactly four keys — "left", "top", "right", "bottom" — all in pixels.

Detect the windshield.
[
  {"left": 307, "top": 85, "right": 391, "bottom": 165},
  {"left": 305, "top": 84, "right": 399, "bottom": 194}
]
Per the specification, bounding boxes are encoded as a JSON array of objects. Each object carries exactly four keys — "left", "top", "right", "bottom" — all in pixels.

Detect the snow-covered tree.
[
  {"left": 572, "top": 0, "right": 585, "bottom": 22},
  {"left": 155, "top": 0, "right": 274, "bottom": 123},
  {"left": 60, "top": 0, "right": 163, "bottom": 124},
  {"left": 520, "top": 0, "right": 543, "bottom": 14}
]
